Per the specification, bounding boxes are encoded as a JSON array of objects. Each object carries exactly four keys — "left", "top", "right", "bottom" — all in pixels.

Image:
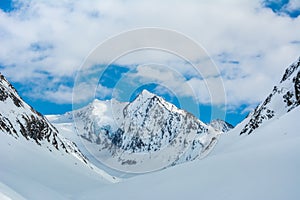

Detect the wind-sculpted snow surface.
[{"left": 241, "top": 57, "right": 300, "bottom": 135}]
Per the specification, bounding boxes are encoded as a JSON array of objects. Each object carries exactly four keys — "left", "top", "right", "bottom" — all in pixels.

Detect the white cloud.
[
  {"left": 25, "top": 84, "right": 73, "bottom": 104},
  {"left": 96, "top": 84, "right": 113, "bottom": 99},
  {"left": 112, "top": 64, "right": 226, "bottom": 107},
  {"left": 0, "top": 0, "right": 300, "bottom": 110},
  {"left": 285, "top": 0, "right": 300, "bottom": 12},
  {"left": 43, "top": 85, "right": 73, "bottom": 104},
  {"left": 126, "top": 64, "right": 194, "bottom": 97}
]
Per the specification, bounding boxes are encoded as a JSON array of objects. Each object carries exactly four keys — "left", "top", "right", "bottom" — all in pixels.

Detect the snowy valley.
[{"left": 0, "top": 57, "right": 299, "bottom": 199}]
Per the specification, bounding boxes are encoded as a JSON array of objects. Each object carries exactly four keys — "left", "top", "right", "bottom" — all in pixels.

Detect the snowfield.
[{"left": 0, "top": 131, "right": 115, "bottom": 200}]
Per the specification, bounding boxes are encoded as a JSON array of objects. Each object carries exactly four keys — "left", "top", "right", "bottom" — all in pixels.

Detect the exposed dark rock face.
[
  {"left": 0, "top": 73, "right": 59, "bottom": 145},
  {"left": 295, "top": 71, "right": 300, "bottom": 103}
]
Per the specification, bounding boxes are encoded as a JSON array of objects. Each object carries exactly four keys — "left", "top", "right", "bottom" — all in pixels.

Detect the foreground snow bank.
[{"left": 0, "top": 132, "right": 112, "bottom": 200}]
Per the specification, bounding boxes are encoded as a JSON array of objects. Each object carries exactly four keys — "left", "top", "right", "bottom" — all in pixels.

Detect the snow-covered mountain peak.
[
  {"left": 126, "top": 89, "right": 157, "bottom": 112},
  {"left": 140, "top": 89, "right": 156, "bottom": 98},
  {"left": 52, "top": 89, "right": 221, "bottom": 172},
  {"left": 90, "top": 99, "right": 111, "bottom": 117},
  {"left": 209, "top": 119, "right": 234, "bottom": 133},
  {"left": 127, "top": 89, "right": 185, "bottom": 116}
]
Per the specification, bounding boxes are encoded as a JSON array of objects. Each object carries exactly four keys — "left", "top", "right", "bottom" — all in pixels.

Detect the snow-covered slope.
[
  {"left": 76, "top": 102, "right": 300, "bottom": 200},
  {"left": 0, "top": 73, "right": 87, "bottom": 163},
  {"left": 241, "top": 57, "right": 300, "bottom": 135},
  {"left": 0, "top": 132, "right": 114, "bottom": 200},
  {"left": 51, "top": 90, "right": 221, "bottom": 173}
]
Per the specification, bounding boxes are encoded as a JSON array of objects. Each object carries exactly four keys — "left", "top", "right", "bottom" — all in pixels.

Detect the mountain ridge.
[
  {"left": 0, "top": 73, "right": 88, "bottom": 164},
  {"left": 240, "top": 56, "right": 300, "bottom": 135}
]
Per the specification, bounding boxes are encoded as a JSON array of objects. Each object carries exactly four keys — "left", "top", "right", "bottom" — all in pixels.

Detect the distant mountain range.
[
  {"left": 0, "top": 67, "right": 234, "bottom": 175},
  {"left": 2, "top": 55, "right": 299, "bottom": 173}
]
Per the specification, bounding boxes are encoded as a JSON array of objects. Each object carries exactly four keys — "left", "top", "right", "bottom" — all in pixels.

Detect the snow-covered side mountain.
[
  {"left": 209, "top": 119, "right": 234, "bottom": 133},
  {"left": 53, "top": 90, "right": 221, "bottom": 171},
  {"left": 241, "top": 57, "right": 300, "bottom": 135},
  {"left": 0, "top": 73, "right": 87, "bottom": 163},
  {"left": 0, "top": 73, "right": 118, "bottom": 199}
]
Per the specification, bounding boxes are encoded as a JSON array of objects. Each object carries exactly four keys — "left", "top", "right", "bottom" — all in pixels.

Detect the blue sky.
[
  {"left": 0, "top": 0, "right": 13, "bottom": 12},
  {"left": 263, "top": 0, "right": 300, "bottom": 18},
  {"left": 1, "top": 0, "right": 300, "bottom": 126}
]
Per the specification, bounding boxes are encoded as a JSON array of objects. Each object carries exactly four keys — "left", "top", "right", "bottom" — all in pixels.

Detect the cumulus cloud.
[
  {"left": 0, "top": 0, "right": 300, "bottom": 111},
  {"left": 96, "top": 84, "right": 113, "bottom": 99},
  {"left": 24, "top": 84, "right": 73, "bottom": 104},
  {"left": 125, "top": 64, "right": 193, "bottom": 97}
]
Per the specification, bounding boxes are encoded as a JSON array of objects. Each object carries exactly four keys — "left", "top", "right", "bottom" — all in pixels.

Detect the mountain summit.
[
  {"left": 121, "top": 90, "right": 206, "bottom": 153},
  {"left": 209, "top": 119, "right": 234, "bottom": 133}
]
